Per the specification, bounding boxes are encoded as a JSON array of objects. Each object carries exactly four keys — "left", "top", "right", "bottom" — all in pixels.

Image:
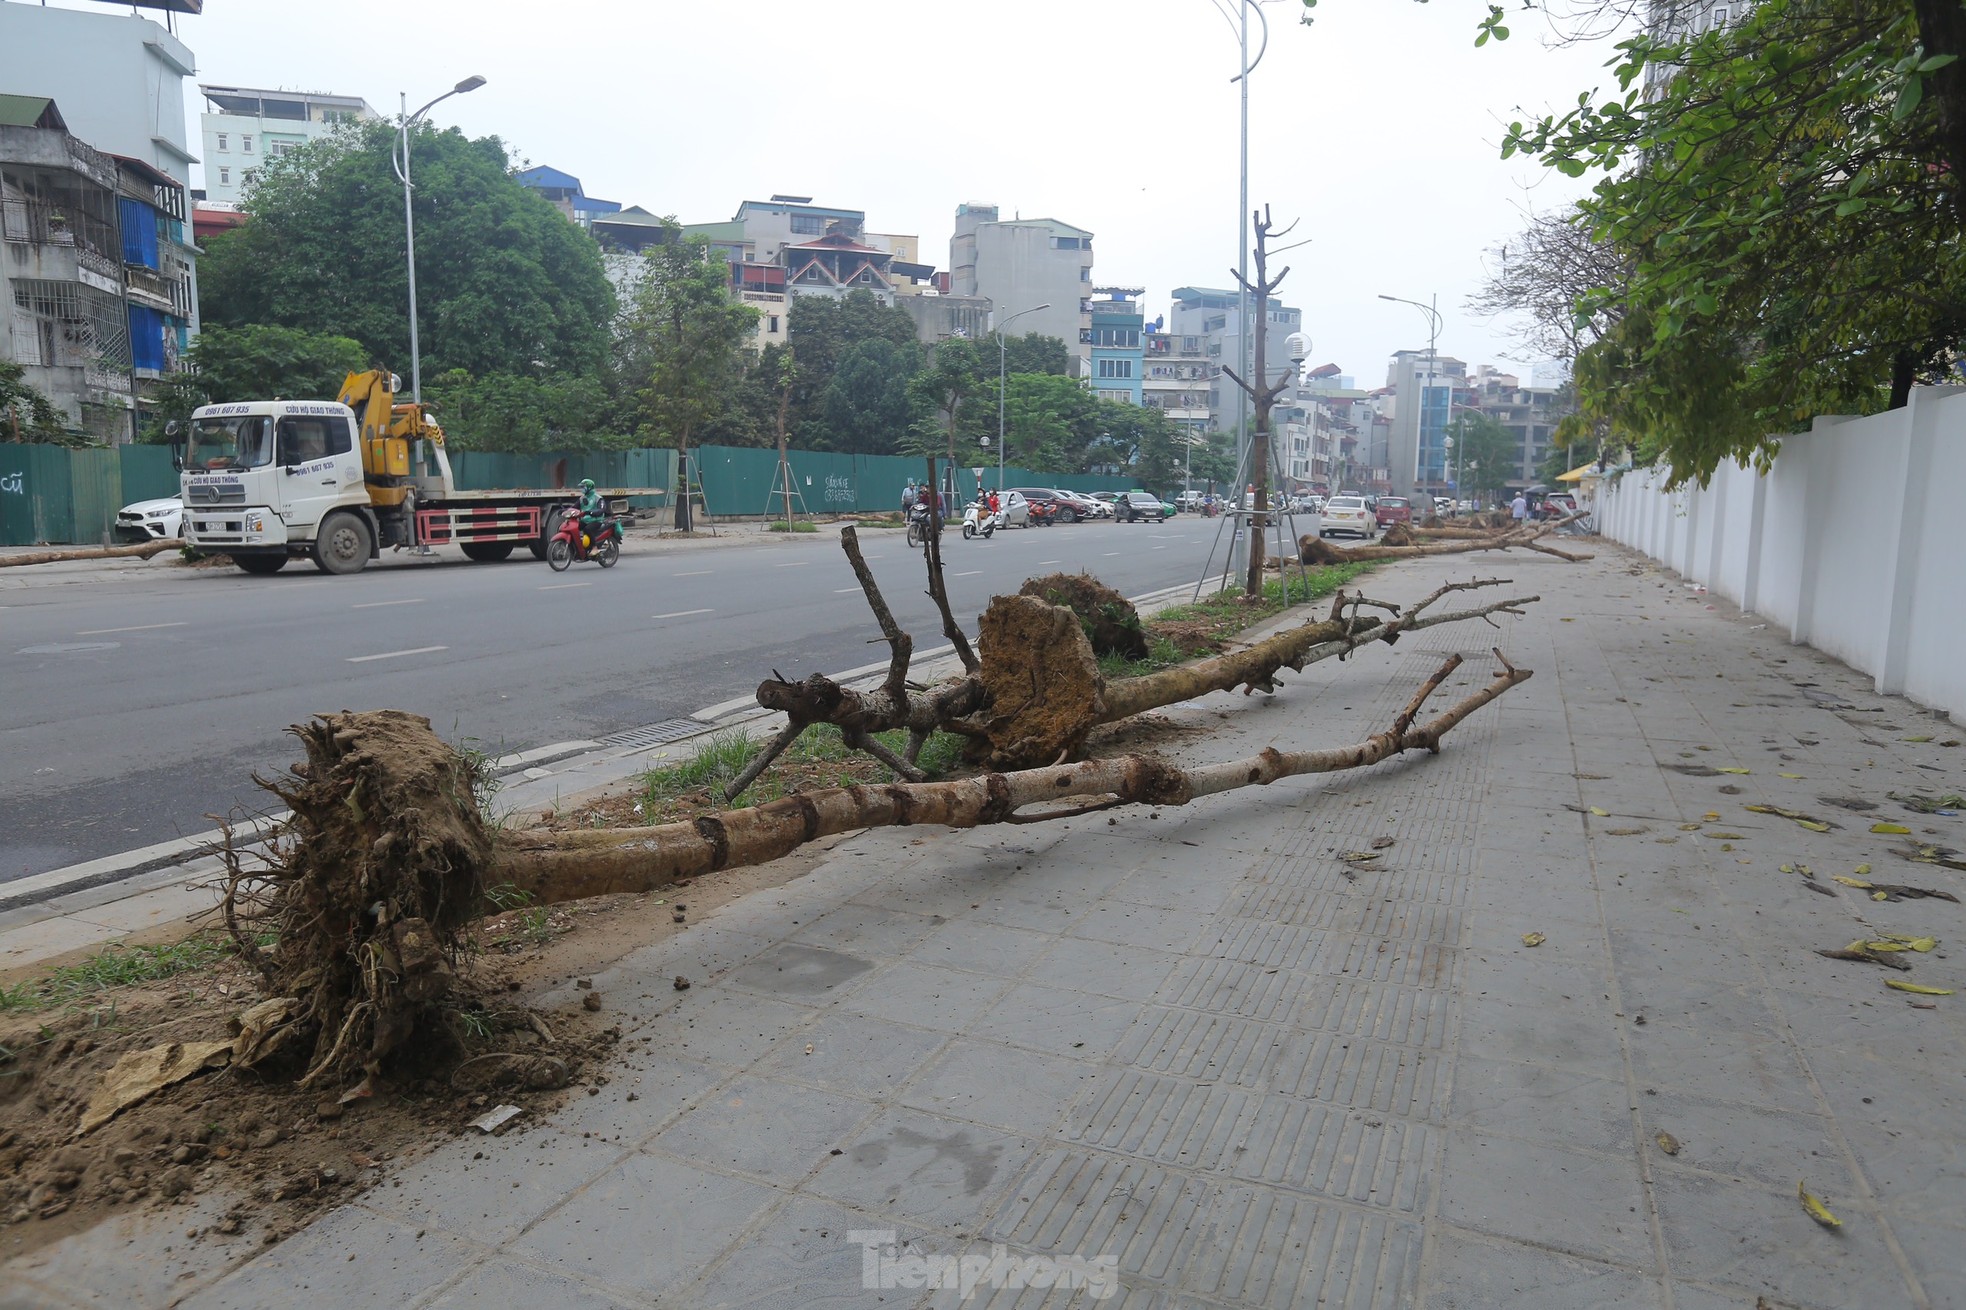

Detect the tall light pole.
[
  {"left": 996, "top": 303, "right": 1050, "bottom": 490},
  {"left": 1379, "top": 292, "right": 1440, "bottom": 497},
  {"left": 393, "top": 75, "right": 486, "bottom": 405},
  {"left": 1227, "top": 0, "right": 1269, "bottom": 576}
]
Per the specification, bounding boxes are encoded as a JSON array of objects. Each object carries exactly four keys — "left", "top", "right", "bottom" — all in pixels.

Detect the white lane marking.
[
  {"left": 75, "top": 621, "right": 186, "bottom": 636},
  {"left": 538, "top": 582, "right": 591, "bottom": 590},
  {"left": 347, "top": 645, "right": 448, "bottom": 663},
  {"left": 834, "top": 587, "right": 861, "bottom": 594},
  {"left": 1037, "top": 560, "right": 1061, "bottom": 566},
  {"left": 351, "top": 598, "right": 424, "bottom": 609},
  {"left": 674, "top": 570, "right": 713, "bottom": 577},
  {"left": 654, "top": 608, "right": 714, "bottom": 619},
  {"left": 1152, "top": 545, "right": 1168, "bottom": 550},
  {"left": 775, "top": 561, "right": 809, "bottom": 568},
  {"left": 953, "top": 570, "right": 982, "bottom": 577},
  {"left": 1101, "top": 552, "right": 1121, "bottom": 557}
]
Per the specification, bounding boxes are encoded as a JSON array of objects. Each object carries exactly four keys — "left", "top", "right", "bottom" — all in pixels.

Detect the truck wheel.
[
  {"left": 311, "top": 512, "right": 372, "bottom": 575},
  {"left": 461, "top": 541, "right": 515, "bottom": 563},
  {"left": 527, "top": 540, "right": 549, "bottom": 560},
  {"left": 235, "top": 554, "right": 287, "bottom": 575}
]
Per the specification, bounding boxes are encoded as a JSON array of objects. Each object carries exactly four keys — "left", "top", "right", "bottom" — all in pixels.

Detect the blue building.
[
  {"left": 1088, "top": 286, "right": 1145, "bottom": 405},
  {"left": 514, "top": 164, "right": 621, "bottom": 229}
]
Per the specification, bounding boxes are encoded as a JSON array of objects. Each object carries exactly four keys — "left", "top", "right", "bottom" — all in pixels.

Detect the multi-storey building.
[
  {"left": 950, "top": 203, "right": 1093, "bottom": 373},
  {"left": 1167, "top": 286, "right": 1302, "bottom": 433},
  {"left": 1142, "top": 329, "right": 1213, "bottom": 437},
  {"left": 1087, "top": 287, "right": 1145, "bottom": 405},
  {"left": 1468, "top": 365, "right": 1563, "bottom": 490},
  {"left": 1, "top": 96, "right": 192, "bottom": 441},
  {"left": 514, "top": 164, "right": 620, "bottom": 230},
  {"left": 200, "top": 85, "right": 376, "bottom": 205},
  {"left": 1383, "top": 349, "right": 1471, "bottom": 500}
]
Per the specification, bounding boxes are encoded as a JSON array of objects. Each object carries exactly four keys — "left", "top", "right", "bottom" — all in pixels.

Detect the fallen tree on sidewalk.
[
  {"left": 732, "top": 521, "right": 1537, "bottom": 792},
  {"left": 0, "top": 539, "right": 181, "bottom": 567},
  {"left": 222, "top": 648, "right": 1531, "bottom": 1087},
  {"left": 1299, "top": 516, "right": 1591, "bottom": 566}
]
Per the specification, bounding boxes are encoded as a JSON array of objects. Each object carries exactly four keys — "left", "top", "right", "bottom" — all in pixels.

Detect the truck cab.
[{"left": 181, "top": 400, "right": 374, "bottom": 573}]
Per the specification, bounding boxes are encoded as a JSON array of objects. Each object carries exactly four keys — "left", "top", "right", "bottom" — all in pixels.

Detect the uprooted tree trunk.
[
  {"left": 972, "top": 578, "right": 1535, "bottom": 769},
  {"left": 225, "top": 652, "right": 1530, "bottom": 1086},
  {"left": 1299, "top": 518, "right": 1591, "bottom": 566},
  {"left": 0, "top": 539, "right": 181, "bottom": 567},
  {"left": 735, "top": 521, "right": 1537, "bottom": 794}
]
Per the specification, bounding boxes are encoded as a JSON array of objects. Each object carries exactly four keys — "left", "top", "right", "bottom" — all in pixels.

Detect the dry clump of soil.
[
  {"left": 0, "top": 946, "right": 617, "bottom": 1262},
  {"left": 1019, "top": 572, "right": 1148, "bottom": 659},
  {"left": 1148, "top": 618, "right": 1230, "bottom": 659}
]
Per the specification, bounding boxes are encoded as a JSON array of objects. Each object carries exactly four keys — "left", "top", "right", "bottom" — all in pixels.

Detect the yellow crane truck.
[{"left": 174, "top": 370, "right": 659, "bottom": 575}]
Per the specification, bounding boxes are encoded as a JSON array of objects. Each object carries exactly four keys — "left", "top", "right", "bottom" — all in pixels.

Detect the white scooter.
[{"left": 961, "top": 501, "right": 999, "bottom": 539}]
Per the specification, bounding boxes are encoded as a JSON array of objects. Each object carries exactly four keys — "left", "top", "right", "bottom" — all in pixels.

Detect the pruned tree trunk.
[
  {"left": 0, "top": 539, "right": 180, "bottom": 567},
  {"left": 497, "top": 650, "right": 1527, "bottom": 904},
  {"left": 1222, "top": 205, "right": 1298, "bottom": 598}
]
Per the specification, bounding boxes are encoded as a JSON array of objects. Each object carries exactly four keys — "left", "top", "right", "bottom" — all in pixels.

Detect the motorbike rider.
[{"left": 576, "top": 478, "right": 609, "bottom": 548}]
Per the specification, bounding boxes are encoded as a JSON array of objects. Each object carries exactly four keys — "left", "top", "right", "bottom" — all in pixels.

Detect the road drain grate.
[{"left": 602, "top": 718, "right": 708, "bottom": 750}]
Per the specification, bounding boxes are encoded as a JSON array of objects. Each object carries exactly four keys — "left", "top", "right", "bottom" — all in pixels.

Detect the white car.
[
  {"left": 1319, "top": 495, "right": 1376, "bottom": 539},
  {"left": 115, "top": 496, "right": 183, "bottom": 542}
]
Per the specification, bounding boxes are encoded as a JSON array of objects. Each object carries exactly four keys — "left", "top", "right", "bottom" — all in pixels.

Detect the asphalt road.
[{"left": 0, "top": 513, "right": 1269, "bottom": 881}]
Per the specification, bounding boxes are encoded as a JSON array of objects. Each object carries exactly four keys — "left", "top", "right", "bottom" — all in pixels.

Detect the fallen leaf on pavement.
[
  {"left": 1521, "top": 932, "right": 1546, "bottom": 948},
  {"left": 1872, "top": 822, "right": 1913, "bottom": 835},
  {"left": 1889, "top": 792, "right": 1963, "bottom": 813},
  {"left": 1656, "top": 1131, "right": 1682, "bottom": 1156},
  {"left": 1607, "top": 827, "right": 1647, "bottom": 836},
  {"left": 1779, "top": 772, "right": 1805, "bottom": 779},
  {"left": 1799, "top": 1182, "right": 1842, "bottom": 1229},
  {"left": 1815, "top": 945, "right": 1911, "bottom": 971},
  {"left": 1746, "top": 804, "right": 1837, "bottom": 832},
  {"left": 1895, "top": 844, "right": 1966, "bottom": 872},
  {"left": 1716, "top": 767, "right": 1752, "bottom": 775},
  {"left": 1874, "top": 934, "right": 1939, "bottom": 952},
  {"left": 1886, "top": 980, "right": 1954, "bottom": 995},
  {"left": 1370, "top": 836, "right": 1395, "bottom": 849},
  {"left": 1902, "top": 735, "right": 1934, "bottom": 743},
  {"left": 1589, "top": 806, "right": 1610, "bottom": 817},
  {"left": 1834, "top": 875, "right": 1873, "bottom": 888}
]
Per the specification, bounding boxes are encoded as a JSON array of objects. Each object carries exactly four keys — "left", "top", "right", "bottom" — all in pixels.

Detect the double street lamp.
[
  {"left": 393, "top": 75, "right": 487, "bottom": 405},
  {"left": 1378, "top": 292, "right": 1441, "bottom": 494},
  {"left": 995, "top": 303, "right": 1050, "bottom": 491}
]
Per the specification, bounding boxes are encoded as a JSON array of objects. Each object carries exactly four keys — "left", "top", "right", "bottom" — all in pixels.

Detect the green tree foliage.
[
  {"left": 424, "top": 368, "right": 620, "bottom": 452},
  {"left": 1498, "top": 0, "right": 1966, "bottom": 483},
  {"left": 784, "top": 292, "right": 921, "bottom": 443},
  {"left": 815, "top": 338, "right": 924, "bottom": 454},
  {"left": 1446, "top": 411, "right": 1520, "bottom": 502},
  {"left": 0, "top": 359, "right": 72, "bottom": 443},
  {"left": 996, "top": 331, "right": 1073, "bottom": 378},
  {"left": 615, "top": 230, "right": 759, "bottom": 454},
  {"left": 136, "top": 325, "right": 367, "bottom": 443},
  {"left": 1002, "top": 373, "right": 1099, "bottom": 471},
  {"left": 909, "top": 337, "right": 985, "bottom": 462},
  {"left": 199, "top": 121, "right": 614, "bottom": 379}
]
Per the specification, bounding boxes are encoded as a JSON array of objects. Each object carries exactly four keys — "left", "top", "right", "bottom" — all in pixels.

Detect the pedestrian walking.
[{"left": 1510, "top": 491, "right": 1529, "bottom": 523}]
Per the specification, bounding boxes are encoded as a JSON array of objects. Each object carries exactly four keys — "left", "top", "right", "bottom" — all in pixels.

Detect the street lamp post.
[
  {"left": 1378, "top": 292, "right": 1440, "bottom": 497},
  {"left": 392, "top": 75, "right": 486, "bottom": 405},
  {"left": 996, "top": 303, "right": 1050, "bottom": 491}
]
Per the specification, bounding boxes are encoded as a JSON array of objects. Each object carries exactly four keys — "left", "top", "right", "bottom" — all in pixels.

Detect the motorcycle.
[
  {"left": 546, "top": 505, "right": 622, "bottom": 571},
  {"left": 961, "top": 500, "right": 999, "bottom": 539},
  {"left": 904, "top": 501, "right": 942, "bottom": 547}
]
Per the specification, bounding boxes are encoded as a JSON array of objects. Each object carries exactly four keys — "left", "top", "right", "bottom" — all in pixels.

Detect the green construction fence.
[{"left": 1, "top": 441, "right": 1144, "bottom": 545}]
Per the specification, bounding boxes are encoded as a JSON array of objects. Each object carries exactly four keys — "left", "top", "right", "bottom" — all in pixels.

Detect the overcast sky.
[{"left": 95, "top": 0, "right": 1619, "bottom": 387}]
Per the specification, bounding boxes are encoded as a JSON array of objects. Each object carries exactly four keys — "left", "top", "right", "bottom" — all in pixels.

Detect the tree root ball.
[
  {"left": 976, "top": 594, "right": 1105, "bottom": 769},
  {"left": 1381, "top": 522, "right": 1416, "bottom": 547},
  {"left": 1019, "top": 572, "right": 1149, "bottom": 659},
  {"left": 221, "top": 710, "right": 492, "bottom": 1087},
  {"left": 1299, "top": 536, "right": 1352, "bottom": 566}
]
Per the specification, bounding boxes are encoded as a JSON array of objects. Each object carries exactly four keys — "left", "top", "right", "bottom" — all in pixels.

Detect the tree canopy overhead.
[{"left": 199, "top": 121, "right": 615, "bottom": 381}]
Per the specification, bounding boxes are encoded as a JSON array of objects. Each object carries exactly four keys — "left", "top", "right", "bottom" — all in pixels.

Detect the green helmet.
[{"left": 580, "top": 478, "right": 596, "bottom": 489}]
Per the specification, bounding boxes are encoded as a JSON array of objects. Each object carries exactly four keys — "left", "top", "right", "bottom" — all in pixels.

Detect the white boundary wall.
[{"left": 1598, "top": 385, "right": 1965, "bottom": 720}]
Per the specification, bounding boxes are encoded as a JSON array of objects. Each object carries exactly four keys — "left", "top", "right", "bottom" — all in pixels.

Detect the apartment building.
[
  {"left": 201, "top": 85, "right": 377, "bottom": 205},
  {"left": 1087, "top": 287, "right": 1145, "bottom": 404},
  {"left": 950, "top": 204, "right": 1093, "bottom": 373}
]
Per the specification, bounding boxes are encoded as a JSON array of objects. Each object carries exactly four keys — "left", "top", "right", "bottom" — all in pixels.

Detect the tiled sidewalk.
[{"left": 9, "top": 542, "right": 1962, "bottom": 1308}]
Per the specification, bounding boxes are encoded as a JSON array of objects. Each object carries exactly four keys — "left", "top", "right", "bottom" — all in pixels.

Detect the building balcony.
[{"left": 125, "top": 264, "right": 178, "bottom": 312}]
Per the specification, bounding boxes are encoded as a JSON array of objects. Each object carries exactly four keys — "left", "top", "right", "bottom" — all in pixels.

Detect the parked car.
[
  {"left": 1009, "top": 488, "right": 1071, "bottom": 524},
  {"left": 114, "top": 496, "right": 183, "bottom": 543},
  {"left": 1064, "top": 490, "right": 1113, "bottom": 519},
  {"left": 993, "top": 489, "right": 1032, "bottom": 528},
  {"left": 1320, "top": 495, "right": 1376, "bottom": 539},
  {"left": 1047, "top": 489, "right": 1104, "bottom": 522},
  {"left": 1374, "top": 495, "right": 1413, "bottom": 529},
  {"left": 1175, "top": 490, "right": 1208, "bottom": 512},
  {"left": 1114, "top": 491, "right": 1174, "bottom": 523},
  {"left": 1540, "top": 491, "right": 1579, "bottom": 522}
]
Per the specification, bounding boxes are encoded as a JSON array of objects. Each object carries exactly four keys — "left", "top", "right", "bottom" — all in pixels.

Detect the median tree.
[{"left": 615, "top": 228, "right": 759, "bottom": 528}]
